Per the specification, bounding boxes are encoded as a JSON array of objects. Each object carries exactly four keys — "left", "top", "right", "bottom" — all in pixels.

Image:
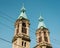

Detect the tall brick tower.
[
  {"left": 12, "top": 5, "right": 31, "bottom": 48},
  {"left": 34, "top": 16, "right": 52, "bottom": 48}
]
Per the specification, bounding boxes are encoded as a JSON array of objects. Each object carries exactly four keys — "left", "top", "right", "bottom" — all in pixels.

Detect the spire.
[
  {"left": 37, "top": 15, "right": 46, "bottom": 29},
  {"left": 18, "top": 4, "right": 28, "bottom": 19}
]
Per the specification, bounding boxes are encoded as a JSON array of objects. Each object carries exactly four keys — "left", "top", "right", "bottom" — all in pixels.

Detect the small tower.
[
  {"left": 34, "top": 16, "right": 52, "bottom": 48},
  {"left": 12, "top": 5, "right": 31, "bottom": 48}
]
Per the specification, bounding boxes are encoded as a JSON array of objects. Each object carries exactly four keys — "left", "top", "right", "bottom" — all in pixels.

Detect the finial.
[
  {"left": 39, "top": 15, "right": 44, "bottom": 22},
  {"left": 23, "top": 3, "right": 24, "bottom": 7},
  {"left": 21, "top": 3, "right": 26, "bottom": 12},
  {"left": 18, "top": 4, "right": 28, "bottom": 19}
]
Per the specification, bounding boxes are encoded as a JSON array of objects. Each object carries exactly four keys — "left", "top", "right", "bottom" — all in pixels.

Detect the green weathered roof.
[
  {"left": 37, "top": 16, "right": 46, "bottom": 29},
  {"left": 18, "top": 4, "right": 28, "bottom": 19}
]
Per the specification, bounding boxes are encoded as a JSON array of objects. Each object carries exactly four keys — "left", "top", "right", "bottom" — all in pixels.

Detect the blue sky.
[{"left": 0, "top": 0, "right": 60, "bottom": 48}]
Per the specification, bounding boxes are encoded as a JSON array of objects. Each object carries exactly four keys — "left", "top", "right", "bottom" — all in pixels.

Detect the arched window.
[
  {"left": 22, "top": 27, "right": 27, "bottom": 34},
  {"left": 22, "top": 41, "right": 26, "bottom": 47},
  {"left": 22, "top": 41, "right": 23, "bottom": 46},
  {"left": 22, "top": 22, "right": 26, "bottom": 27},
  {"left": 24, "top": 42, "right": 26, "bottom": 47},
  {"left": 44, "top": 32, "right": 46, "bottom": 36},
  {"left": 44, "top": 36, "right": 48, "bottom": 42},
  {"left": 39, "top": 37, "right": 42, "bottom": 42}
]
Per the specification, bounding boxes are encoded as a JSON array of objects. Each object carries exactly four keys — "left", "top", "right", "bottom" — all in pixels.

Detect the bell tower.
[
  {"left": 12, "top": 5, "right": 31, "bottom": 48},
  {"left": 34, "top": 16, "right": 52, "bottom": 48}
]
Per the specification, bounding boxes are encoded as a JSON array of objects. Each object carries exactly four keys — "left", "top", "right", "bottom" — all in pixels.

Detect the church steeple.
[
  {"left": 18, "top": 4, "right": 28, "bottom": 19},
  {"left": 38, "top": 16, "right": 46, "bottom": 29},
  {"left": 34, "top": 15, "right": 52, "bottom": 48},
  {"left": 12, "top": 4, "right": 30, "bottom": 48}
]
